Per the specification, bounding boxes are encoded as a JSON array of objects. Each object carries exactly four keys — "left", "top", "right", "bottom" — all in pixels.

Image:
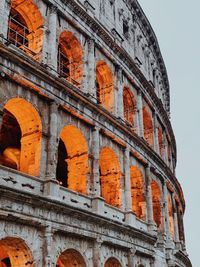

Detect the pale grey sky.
[{"left": 138, "top": 1, "right": 199, "bottom": 266}]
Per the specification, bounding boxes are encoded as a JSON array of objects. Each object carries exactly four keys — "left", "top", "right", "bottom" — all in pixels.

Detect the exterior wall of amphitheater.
[{"left": 0, "top": 0, "right": 192, "bottom": 266}]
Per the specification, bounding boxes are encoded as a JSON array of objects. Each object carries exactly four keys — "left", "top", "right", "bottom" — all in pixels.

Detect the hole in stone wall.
[
  {"left": 0, "top": 237, "right": 34, "bottom": 267},
  {"left": 96, "top": 60, "right": 114, "bottom": 112},
  {"left": 58, "top": 31, "right": 84, "bottom": 87},
  {"left": 0, "top": 98, "right": 42, "bottom": 176},
  {"left": 123, "top": 86, "right": 136, "bottom": 125},
  {"left": 56, "top": 249, "right": 86, "bottom": 267},
  {"left": 143, "top": 106, "right": 153, "bottom": 146},
  {"left": 104, "top": 257, "right": 122, "bottom": 267},
  {"left": 56, "top": 125, "right": 89, "bottom": 195},
  {"left": 151, "top": 180, "right": 162, "bottom": 228},
  {"left": 130, "top": 166, "right": 146, "bottom": 220},
  {"left": 8, "top": 0, "right": 44, "bottom": 59},
  {"left": 99, "top": 147, "right": 121, "bottom": 208}
]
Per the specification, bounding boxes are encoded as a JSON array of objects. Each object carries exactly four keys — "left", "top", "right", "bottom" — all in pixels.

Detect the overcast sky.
[{"left": 138, "top": 1, "right": 199, "bottom": 266}]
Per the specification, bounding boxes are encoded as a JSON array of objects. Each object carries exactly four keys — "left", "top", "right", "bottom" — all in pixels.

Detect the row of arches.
[
  {"left": 5, "top": 0, "right": 169, "bottom": 154},
  {"left": 0, "top": 97, "right": 171, "bottom": 230}
]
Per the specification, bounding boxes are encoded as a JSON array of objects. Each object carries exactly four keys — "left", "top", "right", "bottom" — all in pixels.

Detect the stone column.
[
  {"left": 145, "top": 165, "right": 156, "bottom": 232},
  {"left": 0, "top": 0, "right": 10, "bottom": 39},
  {"left": 128, "top": 247, "right": 136, "bottom": 267},
  {"left": 115, "top": 65, "right": 123, "bottom": 118},
  {"left": 172, "top": 193, "right": 180, "bottom": 245},
  {"left": 163, "top": 131, "right": 168, "bottom": 164},
  {"left": 137, "top": 90, "right": 144, "bottom": 137},
  {"left": 93, "top": 239, "right": 102, "bottom": 267},
  {"left": 163, "top": 182, "right": 171, "bottom": 239},
  {"left": 124, "top": 146, "right": 132, "bottom": 212},
  {"left": 44, "top": 224, "right": 54, "bottom": 267},
  {"left": 153, "top": 112, "right": 159, "bottom": 154},
  {"left": 85, "top": 38, "right": 96, "bottom": 98},
  {"left": 44, "top": 102, "right": 60, "bottom": 197},
  {"left": 42, "top": 5, "right": 58, "bottom": 72}
]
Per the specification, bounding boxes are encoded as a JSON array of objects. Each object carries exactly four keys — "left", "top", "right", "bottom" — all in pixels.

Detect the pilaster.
[
  {"left": 115, "top": 65, "right": 124, "bottom": 118},
  {"left": 137, "top": 90, "right": 144, "bottom": 137}
]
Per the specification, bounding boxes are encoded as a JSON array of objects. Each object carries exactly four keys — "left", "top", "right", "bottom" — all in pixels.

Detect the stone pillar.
[
  {"left": 44, "top": 102, "right": 60, "bottom": 198},
  {"left": 128, "top": 247, "right": 136, "bottom": 267},
  {"left": 115, "top": 65, "right": 123, "bottom": 118},
  {"left": 137, "top": 90, "right": 144, "bottom": 137},
  {"left": 145, "top": 165, "right": 156, "bottom": 232},
  {"left": 0, "top": 0, "right": 10, "bottom": 39},
  {"left": 85, "top": 38, "right": 96, "bottom": 98},
  {"left": 93, "top": 239, "right": 102, "bottom": 267},
  {"left": 153, "top": 112, "right": 159, "bottom": 154},
  {"left": 172, "top": 193, "right": 180, "bottom": 244},
  {"left": 163, "top": 182, "right": 171, "bottom": 239},
  {"left": 163, "top": 131, "right": 168, "bottom": 164},
  {"left": 124, "top": 146, "right": 132, "bottom": 212},
  {"left": 44, "top": 225, "right": 54, "bottom": 267},
  {"left": 42, "top": 5, "right": 58, "bottom": 72}
]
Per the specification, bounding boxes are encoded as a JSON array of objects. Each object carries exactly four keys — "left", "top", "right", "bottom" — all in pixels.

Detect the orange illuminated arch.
[
  {"left": 56, "top": 125, "right": 89, "bottom": 195},
  {"left": 151, "top": 180, "right": 162, "bottom": 228},
  {"left": 168, "top": 194, "right": 175, "bottom": 238},
  {"left": 104, "top": 257, "right": 122, "bottom": 267},
  {"left": 143, "top": 107, "right": 153, "bottom": 146},
  {"left": 158, "top": 127, "right": 163, "bottom": 156},
  {"left": 0, "top": 98, "right": 42, "bottom": 176},
  {"left": 56, "top": 249, "right": 86, "bottom": 267},
  {"left": 123, "top": 86, "right": 136, "bottom": 125},
  {"left": 58, "top": 31, "right": 84, "bottom": 86},
  {"left": 8, "top": 0, "right": 44, "bottom": 58},
  {"left": 96, "top": 60, "right": 114, "bottom": 112},
  {"left": 99, "top": 147, "right": 121, "bottom": 208},
  {"left": 0, "top": 237, "right": 34, "bottom": 267},
  {"left": 130, "top": 166, "right": 146, "bottom": 220}
]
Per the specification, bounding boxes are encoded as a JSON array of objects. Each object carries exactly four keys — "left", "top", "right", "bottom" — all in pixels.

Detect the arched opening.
[
  {"left": 56, "top": 125, "right": 89, "bottom": 195},
  {"left": 168, "top": 194, "right": 175, "bottom": 238},
  {"left": 130, "top": 166, "right": 146, "bottom": 220},
  {"left": 0, "top": 98, "right": 42, "bottom": 176},
  {"left": 56, "top": 249, "right": 86, "bottom": 267},
  {"left": 151, "top": 180, "right": 162, "bottom": 228},
  {"left": 104, "top": 257, "right": 122, "bottom": 267},
  {"left": 8, "top": 0, "right": 44, "bottom": 59},
  {"left": 0, "top": 237, "right": 34, "bottom": 267},
  {"left": 58, "top": 31, "right": 84, "bottom": 87},
  {"left": 123, "top": 86, "right": 136, "bottom": 125},
  {"left": 99, "top": 147, "right": 121, "bottom": 208},
  {"left": 158, "top": 127, "right": 163, "bottom": 157},
  {"left": 96, "top": 60, "right": 114, "bottom": 112},
  {"left": 143, "top": 107, "right": 153, "bottom": 146}
]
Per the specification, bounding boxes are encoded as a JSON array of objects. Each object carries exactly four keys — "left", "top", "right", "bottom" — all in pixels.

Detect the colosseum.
[{"left": 0, "top": 0, "right": 192, "bottom": 266}]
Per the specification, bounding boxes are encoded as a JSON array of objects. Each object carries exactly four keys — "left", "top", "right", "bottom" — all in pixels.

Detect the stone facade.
[{"left": 0, "top": 0, "right": 192, "bottom": 266}]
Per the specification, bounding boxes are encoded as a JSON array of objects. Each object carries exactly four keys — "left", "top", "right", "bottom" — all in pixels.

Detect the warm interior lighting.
[
  {"left": 123, "top": 86, "right": 136, "bottom": 125},
  {"left": 99, "top": 147, "right": 121, "bottom": 208},
  {"left": 96, "top": 60, "right": 114, "bottom": 112},
  {"left": 56, "top": 249, "right": 86, "bottom": 267},
  {"left": 58, "top": 31, "right": 84, "bottom": 87},
  {"left": 151, "top": 180, "right": 162, "bottom": 227},
  {"left": 130, "top": 166, "right": 146, "bottom": 220},
  {"left": 104, "top": 257, "right": 122, "bottom": 267},
  {"left": 0, "top": 237, "right": 34, "bottom": 267},
  {"left": 168, "top": 194, "right": 175, "bottom": 238},
  {"left": 56, "top": 125, "right": 89, "bottom": 195},
  {"left": 0, "top": 98, "right": 42, "bottom": 176},
  {"left": 143, "top": 106, "right": 153, "bottom": 146},
  {"left": 8, "top": 0, "right": 44, "bottom": 59}
]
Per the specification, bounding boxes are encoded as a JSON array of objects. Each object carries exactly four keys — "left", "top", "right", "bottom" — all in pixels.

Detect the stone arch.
[
  {"left": 99, "top": 147, "right": 121, "bottom": 208},
  {"left": 0, "top": 98, "right": 42, "bottom": 176},
  {"left": 8, "top": 0, "right": 44, "bottom": 58},
  {"left": 143, "top": 107, "right": 153, "bottom": 146},
  {"left": 58, "top": 31, "right": 84, "bottom": 87},
  {"left": 104, "top": 257, "right": 122, "bottom": 267},
  {"left": 56, "top": 249, "right": 86, "bottom": 267},
  {"left": 168, "top": 193, "right": 175, "bottom": 238},
  {"left": 130, "top": 166, "right": 146, "bottom": 220},
  {"left": 123, "top": 86, "right": 136, "bottom": 125},
  {"left": 0, "top": 237, "right": 35, "bottom": 267},
  {"left": 56, "top": 125, "right": 89, "bottom": 195},
  {"left": 96, "top": 60, "right": 114, "bottom": 112},
  {"left": 151, "top": 180, "right": 162, "bottom": 228},
  {"left": 158, "top": 127, "right": 163, "bottom": 157}
]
